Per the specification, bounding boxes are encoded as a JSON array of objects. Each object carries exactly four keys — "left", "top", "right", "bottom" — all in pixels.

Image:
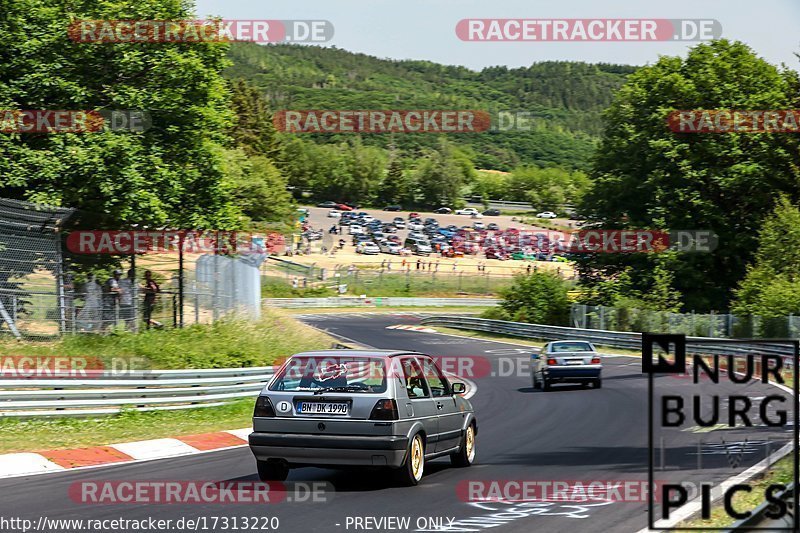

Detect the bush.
[{"left": 496, "top": 272, "right": 570, "bottom": 325}]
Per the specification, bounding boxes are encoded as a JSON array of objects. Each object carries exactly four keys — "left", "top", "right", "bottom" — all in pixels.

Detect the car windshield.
[
  {"left": 551, "top": 342, "right": 594, "bottom": 353},
  {"left": 270, "top": 356, "right": 388, "bottom": 393}
]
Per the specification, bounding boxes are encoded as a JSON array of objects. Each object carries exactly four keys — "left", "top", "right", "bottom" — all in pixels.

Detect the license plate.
[
  {"left": 296, "top": 402, "right": 349, "bottom": 415},
  {"left": 566, "top": 360, "right": 584, "bottom": 365}
]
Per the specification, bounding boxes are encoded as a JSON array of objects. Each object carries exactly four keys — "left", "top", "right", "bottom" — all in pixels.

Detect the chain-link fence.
[
  {"left": 0, "top": 197, "right": 74, "bottom": 338},
  {"left": 0, "top": 198, "right": 267, "bottom": 339},
  {"left": 571, "top": 303, "right": 800, "bottom": 339},
  {"left": 65, "top": 248, "right": 267, "bottom": 335}
]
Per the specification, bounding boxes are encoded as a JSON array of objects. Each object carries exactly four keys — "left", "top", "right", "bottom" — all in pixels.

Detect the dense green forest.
[
  {"left": 2, "top": 0, "right": 800, "bottom": 317},
  {"left": 224, "top": 42, "right": 635, "bottom": 172}
]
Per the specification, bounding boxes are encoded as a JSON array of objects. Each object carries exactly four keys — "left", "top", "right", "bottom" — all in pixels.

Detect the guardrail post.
[{"left": 697, "top": 439, "right": 702, "bottom": 470}]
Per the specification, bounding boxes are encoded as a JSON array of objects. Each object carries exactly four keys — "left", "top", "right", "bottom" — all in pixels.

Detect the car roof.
[{"left": 292, "top": 350, "right": 425, "bottom": 359}]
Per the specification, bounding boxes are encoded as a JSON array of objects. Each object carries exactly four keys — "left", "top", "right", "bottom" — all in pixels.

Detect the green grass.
[
  {"left": 339, "top": 273, "right": 512, "bottom": 297},
  {"left": 0, "top": 309, "right": 336, "bottom": 370},
  {"left": 0, "top": 400, "right": 255, "bottom": 453},
  {"left": 0, "top": 310, "right": 339, "bottom": 453},
  {"left": 261, "top": 275, "right": 335, "bottom": 298},
  {"left": 262, "top": 271, "right": 513, "bottom": 297},
  {"left": 676, "top": 456, "right": 794, "bottom": 530}
]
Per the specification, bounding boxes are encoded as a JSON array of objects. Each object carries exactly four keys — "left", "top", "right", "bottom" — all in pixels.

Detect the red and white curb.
[
  {"left": 0, "top": 428, "right": 250, "bottom": 479},
  {"left": 386, "top": 324, "right": 437, "bottom": 333}
]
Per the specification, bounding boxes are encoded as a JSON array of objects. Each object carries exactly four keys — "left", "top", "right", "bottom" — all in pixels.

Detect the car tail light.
[
  {"left": 547, "top": 358, "right": 558, "bottom": 365},
  {"left": 369, "top": 399, "right": 399, "bottom": 420},
  {"left": 591, "top": 357, "right": 601, "bottom": 364},
  {"left": 253, "top": 396, "right": 276, "bottom": 417}
]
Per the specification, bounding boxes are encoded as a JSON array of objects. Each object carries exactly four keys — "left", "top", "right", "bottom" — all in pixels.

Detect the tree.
[
  {"left": 412, "top": 139, "right": 475, "bottom": 208},
  {"left": 229, "top": 79, "right": 280, "bottom": 159},
  {"left": 732, "top": 198, "right": 800, "bottom": 318},
  {"left": 375, "top": 153, "right": 413, "bottom": 206},
  {"left": 577, "top": 40, "right": 800, "bottom": 311},
  {"left": 219, "top": 148, "right": 293, "bottom": 223},
  {"left": 0, "top": 0, "right": 240, "bottom": 229},
  {"left": 494, "top": 271, "right": 571, "bottom": 325}
]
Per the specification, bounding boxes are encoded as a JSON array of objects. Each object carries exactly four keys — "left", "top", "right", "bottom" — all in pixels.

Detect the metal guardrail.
[
  {"left": 421, "top": 315, "right": 798, "bottom": 530},
  {"left": 0, "top": 366, "right": 275, "bottom": 418},
  {"left": 419, "top": 316, "right": 796, "bottom": 358},
  {"left": 462, "top": 198, "right": 535, "bottom": 211},
  {"left": 262, "top": 297, "right": 500, "bottom": 308}
]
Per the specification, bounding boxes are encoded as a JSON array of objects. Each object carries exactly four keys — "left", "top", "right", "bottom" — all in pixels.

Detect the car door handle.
[{"left": 436, "top": 402, "right": 443, "bottom": 410}]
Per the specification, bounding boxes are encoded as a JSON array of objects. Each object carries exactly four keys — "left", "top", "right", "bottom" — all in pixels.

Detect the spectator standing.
[
  {"left": 102, "top": 269, "right": 123, "bottom": 330},
  {"left": 142, "top": 270, "right": 161, "bottom": 329},
  {"left": 118, "top": 269, "right": 136, "bottom": 330}
]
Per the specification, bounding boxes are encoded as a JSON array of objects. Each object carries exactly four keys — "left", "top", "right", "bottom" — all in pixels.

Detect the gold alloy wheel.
[
  {"left": 411, "top": 435, "right": 424, "bottom": 480},
  {"left": 465, "top": 425, "right": 475, "bottom": 461}
]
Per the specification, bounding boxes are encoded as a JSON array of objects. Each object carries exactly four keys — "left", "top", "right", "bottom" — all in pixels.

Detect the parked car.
[
  {"left": 303, "top": 230, "right": 323, "bottom": 241},
  {"left": 360, "top": 215, "right": 375, "bottom": 223},
  {"left": 393, "top": 218, "right": 406, "bottom": 229},
  {"left": 434, "top": 207, "right": 452, "bottom": 214},
  {"left": 484, "top": 248, "right": 509, "bottom": 260},
  {"left": 482, "top": 209, "right": 501, "bottom": 216},
  {"left": 455, "top": 207, "right": 479, "bottom": 216},
  {"left": 487, "top": 223, "right": 500, "bottom": 231},
  {"left": 387, "top": 235, "right": 401, "bottom": 244},
  {"left": 536, "top": 211, "right": 557, "bottom": 219},
  {"left": 249, "top": 350, "right": 476, "bottom": 485},
  {"left": 337, "top": 204, "right": 354, "bottom": 211},
  {"left": 531, "top": 341, "right": 602, "bottom": 391},
  {"left": 408, "top": 212, "right": 420, "bottom": 220},
  {"left": 349, "top": 225, "right": 364, "bottom": 235},
  {"left": 379, "top": 241, "right": 403, "bottom": 254},
  {"left": 404, "top": 237, "right": 432, "bottom": 255},
  {"left": 408, "top": 221, "right": 424, "bottom": 231},
  {"left": 384, "top": 205, "right": 402, "bottom": 211},
  {"left": 317, "top": 201, "right": 338, "bottom": 208},
  {"left": 472, "top": 221, "right": 485, "bottom": 230},
  {"left": 356, "top": 241, "right": 381, "bottom": 255},
  {"left": 407, "top": 231, "right": 426, "bottom": 240},
  {"left": 328, "top": 210, "right": 342, "bottom": 218},
  {"left": 382, "top": 224, "right": 397, "bottom": 233}
]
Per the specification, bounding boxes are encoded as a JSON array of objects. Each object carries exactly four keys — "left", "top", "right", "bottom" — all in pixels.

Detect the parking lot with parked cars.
[{"left": 308, "top": 205, "right": 576, "bottom": 262}]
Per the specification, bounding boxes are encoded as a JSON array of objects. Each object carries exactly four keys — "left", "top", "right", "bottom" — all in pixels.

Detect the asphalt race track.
[{"left": 0, "top": 313, "right": 794, "bottom": 533}]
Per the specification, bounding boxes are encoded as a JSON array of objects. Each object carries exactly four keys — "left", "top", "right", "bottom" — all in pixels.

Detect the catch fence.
[{"left": 571, "top": 303, "right": 800, "bottom": 339}]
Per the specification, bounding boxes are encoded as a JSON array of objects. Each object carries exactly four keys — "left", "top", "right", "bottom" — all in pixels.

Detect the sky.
[{"left": 194, "top": 0, "right": 799, "bottom": 70}]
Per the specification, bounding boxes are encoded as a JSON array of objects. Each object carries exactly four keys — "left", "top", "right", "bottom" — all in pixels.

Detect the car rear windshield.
[
  {"left": 551, "top": 342, "right": 594, "bottom": 352},
  {"left": 269, "top": 356, "right": 388, "bottom": 393}
]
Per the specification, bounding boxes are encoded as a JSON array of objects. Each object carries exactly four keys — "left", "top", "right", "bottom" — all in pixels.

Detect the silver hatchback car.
[{"left": 249, "top": 350, "right": 477, "bottom": 486}]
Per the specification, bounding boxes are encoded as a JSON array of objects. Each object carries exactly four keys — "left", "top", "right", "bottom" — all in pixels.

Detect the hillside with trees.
[{"left": 225, "top": 42, "right": 635, "bottom": 172}]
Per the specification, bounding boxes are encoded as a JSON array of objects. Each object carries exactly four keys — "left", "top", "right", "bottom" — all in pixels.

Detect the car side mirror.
[
  {"left": 452, "top": 382, "right": 466, "bottom": 394},
  {"left": 531, "top": 354, "right": 540, "bottom": 359}
]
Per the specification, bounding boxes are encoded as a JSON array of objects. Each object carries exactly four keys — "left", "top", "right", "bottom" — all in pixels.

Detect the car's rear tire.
[
  {"left": 542, "top": 376, "right": 551, "bottom": 391},
  {"left": 594, "top": 378, "right": 602, "bottom": 389},
  {"left": 394, "top": 433, "right": 425, "bottom": 486},
  {"left": 451, "top": 424, "right": 476, "bottom": 467},
  {"left": 256, "top": 460, "right": 289, "bottom": 481},
  {"left": 532, "top": 372, "right": 539, "bottom": 389}
]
